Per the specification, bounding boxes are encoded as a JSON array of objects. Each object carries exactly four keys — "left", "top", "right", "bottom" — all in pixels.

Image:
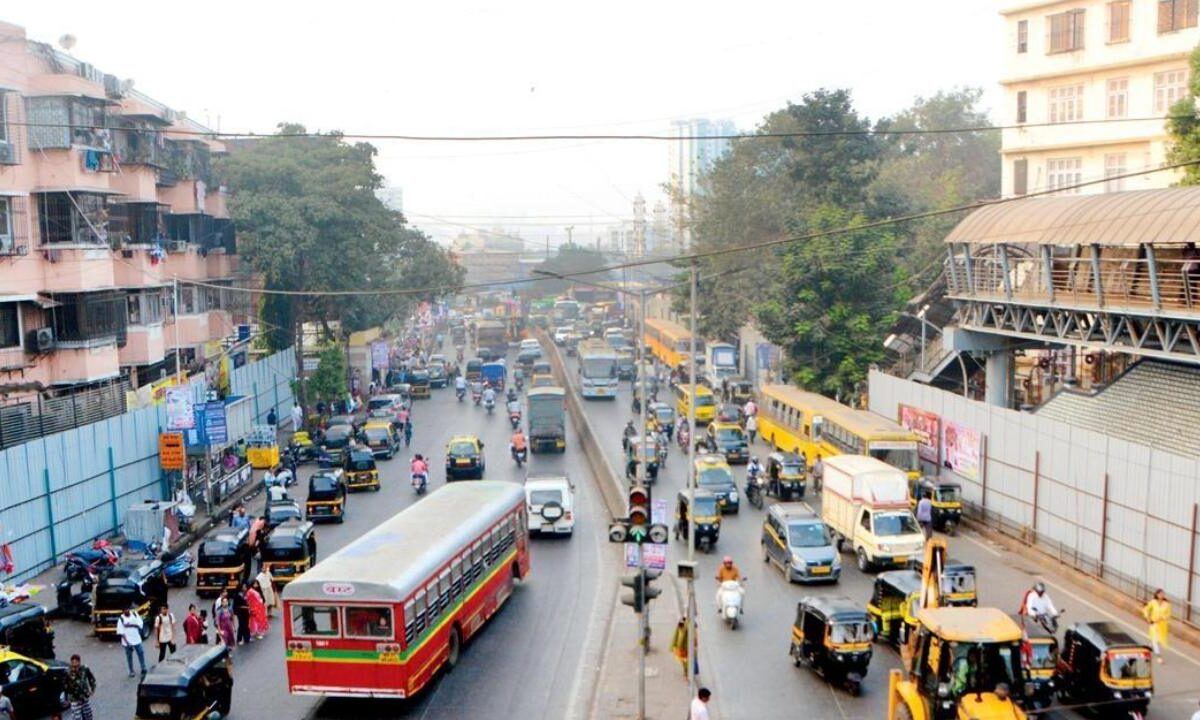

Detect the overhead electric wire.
[
  {"left": 179, "top": 158, "right": 1200, "bottom": 300},
  {"left": 7, "top": 113, "right": 1196, "bottom": 143}
]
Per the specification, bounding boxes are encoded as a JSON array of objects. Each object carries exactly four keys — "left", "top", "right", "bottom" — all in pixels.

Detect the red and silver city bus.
[{"left": 281, "top": 480, "right": 530, "bottom": 698}]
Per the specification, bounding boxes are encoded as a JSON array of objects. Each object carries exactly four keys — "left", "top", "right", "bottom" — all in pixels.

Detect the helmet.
[
  {"left": 1033, "top": 582, "right": 1045, "bottom": 594},
  {"left": 751, "top": 456, "right": 759, "bottom": 464},
  {"left": 722, "top": 556, "right": 732, "bottom": 565}
]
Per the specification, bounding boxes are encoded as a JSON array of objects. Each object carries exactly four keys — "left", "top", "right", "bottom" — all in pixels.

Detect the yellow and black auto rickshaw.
[
  {"left": 409, "top": 369, "right": 432, "bottom": 399},
  {"left": 134, "top": 644, "right": 233, "bottom": 720},
  {"left": 343, "top": 445, "right": 381, "bottom": 492},
  {"left": 305, "top": 469, "right": 347, "bottom": 523},
  {"left": 1015, "top": 614, "right": 1059, "bottom": 711},
  {"left": 673, "top": 489, "right": 721, "bottom": 553},
  {"left": 0, "top": 602, "right": 56, "bottom": 659},
  {"left": 195, "top": 528, "right": 252, "bottom": 598},
  {"left": 866, "top": 569, "right": 922, "bottom": 648},
  {"left": 912, "top": 557, "right": 978, "bottom": 607},
  {"left": 465, "top": 359, "right": 483, "bottom": 382},
  {"left": 1056, "top": 621, "right": 1153, "bottom": 717},
  {"left": 261, "top": 520, "right": 317, "bottom": 589},
  {"left": 723, "top": 376, "right": 754, "bottom": 405},
  {"left": 92, "top": 560, "right": 168, "bottom": 637},
  {"left": 911, "top": 477, "right": 963, "bottom": 535},
  {"left": 790, "top": 596, "right": 874, "bottom": 696}
]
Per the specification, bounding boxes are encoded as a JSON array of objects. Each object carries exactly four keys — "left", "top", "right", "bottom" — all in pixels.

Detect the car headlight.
[
  {"left": 879, "top": 543, "right": 892, "bottom": 553},
  {"left": 791, "top": 553, "right": 804, "bottom": 566},
  {"left": 1113, "top": 691, "right": 1123, "bottom": 699},
  {"left": 728, "top": 491, "right": 738, "bottom": 502},
  {"left": 832, "top": 555, "right": 842, "bottom": 569}
]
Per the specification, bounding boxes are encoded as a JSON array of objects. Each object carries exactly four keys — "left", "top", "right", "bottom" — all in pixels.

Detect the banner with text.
[
  {"left": 899, "top": 404, "right": 941, "bottom": 464},
  {"left": 942, "top": 420, "right": 981, "bottom": 481}
]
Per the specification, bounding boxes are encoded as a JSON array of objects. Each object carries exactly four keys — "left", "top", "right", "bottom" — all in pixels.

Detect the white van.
[{"left": 525, "top": 475, "right": 576, "bottom": 536}]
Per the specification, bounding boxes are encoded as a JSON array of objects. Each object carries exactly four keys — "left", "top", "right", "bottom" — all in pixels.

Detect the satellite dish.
[{"left": 58, "top": 34, "right": 76, "bottom": 51}]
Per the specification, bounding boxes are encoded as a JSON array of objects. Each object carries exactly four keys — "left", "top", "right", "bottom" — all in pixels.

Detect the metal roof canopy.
[{"left": 946, "top": 187, "right": 1200, "bottom": 247}]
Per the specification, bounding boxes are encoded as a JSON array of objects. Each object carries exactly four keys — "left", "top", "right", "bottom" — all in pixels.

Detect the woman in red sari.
[{"left": 247, "top": 581, "right": 270, "bottom": 640}]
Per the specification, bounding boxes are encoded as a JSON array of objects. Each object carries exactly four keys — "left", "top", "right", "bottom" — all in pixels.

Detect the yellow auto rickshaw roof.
[
  {"left": 363, "top": 421, "right": 392, "bottom": 430},
  {"left": 916, "top": 607, "right": 1022, "bottom": 644}
]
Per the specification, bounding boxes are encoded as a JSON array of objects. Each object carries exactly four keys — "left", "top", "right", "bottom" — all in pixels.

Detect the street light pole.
[
  {"left": 635, "top": 286, "right": 649, "bottom": 720},
  {"left": 686, "top": 261, "right": 698, "bottom": 698}
]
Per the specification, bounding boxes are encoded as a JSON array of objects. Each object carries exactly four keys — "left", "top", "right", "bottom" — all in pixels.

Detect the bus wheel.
[{"left": 447, "top": 626, "right": 462, "bottom": 669}]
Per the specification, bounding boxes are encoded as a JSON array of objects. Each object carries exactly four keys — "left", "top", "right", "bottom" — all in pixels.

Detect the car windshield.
[
  {"left": 449, "top": 441, "right": 477, "bottom": 456},
  {"left": 698, "top": 467, "right": 733, "bottom": 487},
  {"left": 367, "top": 398, "right": 393, "bottom": 410},
  {"left": 874, "top": 512, "right": 920, "bottom": 536},
  {"left": 788, "top": 522, "right": 830, "bottom": 548},
  {"left": 868, "top": 445, "right": 919, "bottom": 473},
  {"left": 528, "top": 489, "right": 562, "bottom": 506},
  {"left": 781, "top": 461, "right": 805, "bottom": 476},
  {"left": 654, "top": 407, "right": 674, "bottom": 422},
  {"left": 830, "top": 621, "right": 872, "bottom": 644},
  {"left": 695, "top": 394, "right": 715, "bottom": 407},
  {"left": 1106, "top": 651, "right": 1152, "bottom": 679},
  {"left": 936, "top": 486, "right": 962, "bottom": 503},
  {"left": 1026, "top": 641, "right": 1058, "bottom": 669},
  {"left": 691, "top": 496, "right": 718, "bottom": 516},
  {"left": 325, "top": 427, "right": 351, "bottom": 441},
  {"left": 364, "top": 428, "right": 390, "bottom": 442},
  {"left": 715, "top": 427, "right": 744, "bottom": 443}
]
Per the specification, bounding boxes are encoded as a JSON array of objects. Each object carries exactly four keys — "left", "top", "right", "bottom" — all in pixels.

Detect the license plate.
[
  {"left": 810, "top": 566, "right": 831, "bottom": 575},
  {"left": 892, "top": 555, "right": 909, "bottom": 564},
  {"left": 290, "top": 650, "right": 313, "bottom": 661},
  {"left": 456, "top": 459, "right": 471, "bottom": 466},
  {"left": 380, "top": 652, "right": 400, "bottom": 663},
  {"left": 596, "top": 388, "right": 606, "bottom": 395}
]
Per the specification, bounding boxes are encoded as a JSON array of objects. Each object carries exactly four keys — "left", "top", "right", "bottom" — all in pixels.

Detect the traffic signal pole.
[
  {"left": 686, "top": 261, "right": 698, "bottom": 699},
  {"left": 636, "top": 288, "right": 648, "bottom": 720}
]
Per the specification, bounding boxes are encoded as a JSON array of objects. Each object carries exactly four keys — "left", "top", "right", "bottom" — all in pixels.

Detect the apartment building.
[
  {"left": 0, "top": 21, "right": 248, "bottom": 419},
  {"left": 1000, "top": 0, "right": 1200, "bottom": 197}
]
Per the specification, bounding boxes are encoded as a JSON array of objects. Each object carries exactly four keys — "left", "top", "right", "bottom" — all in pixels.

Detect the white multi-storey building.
[{"left": 1000, "top": 0, "right": 1200, "bottom": 197}]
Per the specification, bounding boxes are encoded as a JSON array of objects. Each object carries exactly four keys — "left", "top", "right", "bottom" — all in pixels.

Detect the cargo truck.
[
  {"left": 820, "top": 455, "right": 925, "bottom": 573},
  {"left": 527, "top": 387, "right": 567, "bottom": 452}
]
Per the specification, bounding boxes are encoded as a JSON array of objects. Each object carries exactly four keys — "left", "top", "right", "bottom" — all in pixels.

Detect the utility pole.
[
  {"left": 172, "top": 276, "right": 183, "bottom": 382},
  {"left": 686, "top": 260, "right": 698, "bottom": 697},
  {"left": 565, "top": 225, "right": 575, "bottom": 246}
]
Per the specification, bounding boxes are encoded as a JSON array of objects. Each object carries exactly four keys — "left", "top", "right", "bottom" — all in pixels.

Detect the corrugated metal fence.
[
  {"left": 869, "top": 369, "right": 1200, "bottom": 628},
  {"left": 0, "top": 350, "right": 295, "bottom": 582}
]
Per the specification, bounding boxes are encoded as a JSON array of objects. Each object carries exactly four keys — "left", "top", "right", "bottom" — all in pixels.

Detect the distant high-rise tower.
[
  {"left": 631, "top": 192, "right": 647, "bottom": 258},
  {"left": 668, "top": 118, "right": 736, "bottom": 251}
]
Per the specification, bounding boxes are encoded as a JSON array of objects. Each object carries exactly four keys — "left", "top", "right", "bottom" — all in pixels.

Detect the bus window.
[
  {"left": 346, "top": 606, "right": 394, "bottom": 639},
  {"left": 403, "top": 600, "right": 416, "bottom": 644},
  {"left": 437, "top": 570, "right": 451, "bottom": 612},
  {"left": 413, "top": 592, "right": 427, "bottom": 635},
  {"left": 812, "top": 416, "right": 824, "bottom": 442},
  {"left": 492, "top": 526, "right": 504, "bottom": 554},
  {"left": 470, "top": 541, "right": 483, "bottom": 578},
  {"left": 450, "top": 559, "right": 464, "bottom": 598},
  {"left": 293, "top": 605, "right": 340, "bottom": 638},
  {"left": 483, "top": 532, "right": 495, "bottom": 565}
]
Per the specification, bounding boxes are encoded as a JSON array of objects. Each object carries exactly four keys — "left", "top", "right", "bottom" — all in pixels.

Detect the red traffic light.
[{"left": 628, "top": 485, "right": 650, "bottom": 527}]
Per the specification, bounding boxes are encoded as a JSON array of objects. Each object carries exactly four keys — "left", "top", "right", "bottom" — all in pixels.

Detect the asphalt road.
[
  {"left": 44, "top": 347, "right": 618, "bottom": 720},
  {"left": 572, "top": 364, "right": 1200, "bottom": 720}
]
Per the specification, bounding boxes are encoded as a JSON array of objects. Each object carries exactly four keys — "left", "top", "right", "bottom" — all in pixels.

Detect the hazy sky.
[{"left": 6, "top": 1, "right": 1003, "bottom": 246}]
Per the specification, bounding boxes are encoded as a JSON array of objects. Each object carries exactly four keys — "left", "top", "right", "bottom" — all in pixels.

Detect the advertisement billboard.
[
  {"left": 898, "top": 404, "right": 941, "bottom": 464},
  {"left": 942, "top": 420, "right": 981, "bottom": 481}
]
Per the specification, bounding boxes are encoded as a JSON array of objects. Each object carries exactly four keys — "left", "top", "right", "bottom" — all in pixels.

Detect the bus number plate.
[
  {"left": 291, "top": 649, "right": 313, "bottom": 661},
  {"left": 380, "top": 652, "right": 400, "bottom": 663}
]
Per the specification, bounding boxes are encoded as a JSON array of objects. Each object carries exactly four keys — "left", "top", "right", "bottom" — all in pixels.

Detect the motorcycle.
[
  {"left": 411, "top": 472, "right": 428, "bottom": 495},
  {"left": 745, "top": 466, "right": 766, "bottom": 509},
  {"left": 512, "top": 446, "right": 528, "bottom": 467},
  {"left": 159, "top": 548, "right": 194, "bottom": 588},
  {"left": 1033, "top": 608, "right": 1064, "bottom": 635},
  {"left": 64, "top": 540, "right": 121, "bottom": 581},
  {"left": 472, "top": 391, "right": 482, "bottom": 406},
  {"left": 677, "top": 427, "right": 691, "bottom": 450},
  {"left": 515, "top": 377, "right": 524, "bottom": 392},
  {"left": 718, "top": 580, "right": 745, "bottom": 630},
  {"left": 509, "top": 411, "right": 522, "bottom": 430},
  {"left": 484, "top": 397, "right": 495, "bottom": 415},
  {"left": 456, "top": 386, "right": 466, "bottom": 402}
]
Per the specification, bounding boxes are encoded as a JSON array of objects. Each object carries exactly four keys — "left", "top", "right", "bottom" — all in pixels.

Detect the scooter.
[
  {"left": 512, "top": 445, "right": 528, "bottom": 467},
  {"left": 484, "top": 397, "right": 495, "bottom": 415},
  {"left": 719, "top": 580, "right": 745, "bottom": 630},
  {"left": 53, "top": 576, "right": 94, "bottom": 621},
  {"left": 509, "top": 411, "right": 522, "bottom": 430},
  {"left": 472, "top": 390, "right": 482, "bottom": 406},
  {"left": 64, "top": 540, "right": 121, "bottom": 581},
  {"left": 677, "top": 427, "right": 691, "bottom": 450},
  {"left": 160, "top": 549, "right": 194, "bottom": 587},
  {"left": 457, "top": 386, "right": 466, "bottom": 402},
  {"left": 412, "top": 472, "right": 428, "bottom": 495}
]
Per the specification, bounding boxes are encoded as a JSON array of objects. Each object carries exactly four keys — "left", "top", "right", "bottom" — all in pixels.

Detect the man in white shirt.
[
  {"left": 743, "top": 399, "right": 757, "bottom": 418},
  {"left": 689, "top": 687, "right": 712, "bottom": 720},
  {"left": 291, "top": 402, "right": 303, "bottom": 430},
  {"left": 1021, "top": 582, "right": 1058, "bottom": 629},
  {"left": 117, "top": 606, "right": 147, "bottom": 677}
]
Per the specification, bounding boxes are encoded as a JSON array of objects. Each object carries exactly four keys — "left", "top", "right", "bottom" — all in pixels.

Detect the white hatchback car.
[
  {"left": 520, "top": 338, "right": 541, "bottom": 352},
  {"left": 525, "top": 475, "right": 575, "bottom": 536},
  {"left": 553, "top": 326, "right": 573, "bottom": 345}
]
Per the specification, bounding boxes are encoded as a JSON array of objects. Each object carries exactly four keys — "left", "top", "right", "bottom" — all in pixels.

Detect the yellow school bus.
[
  {"left": 644, "top": 318, "right": 703, "bottom": 370},
  {"left": 674, "top": 383, "right": 716, "bottom": 424},
  {"left": 756, "top": 384, "right": 920, "bottom": 478}
]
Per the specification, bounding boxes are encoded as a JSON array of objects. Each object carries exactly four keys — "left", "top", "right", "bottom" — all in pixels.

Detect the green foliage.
[
  {"left": 754, "top": 207, "right": 910, "bottom": 399},
  {"left": 533, "top": 243, "right": 612, "bottom": 294},
  {"left": 304, "top": 345, "right": 348, "bottom": 406},
  {"left": 1166, "top": 44, "right": 1200, "bottom": 184},
  {"left": 219, "top": 124, "right": 463, "bottom": 348}
]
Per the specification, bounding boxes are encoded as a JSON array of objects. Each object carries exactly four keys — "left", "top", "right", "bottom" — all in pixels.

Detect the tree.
[
  {"left": 219, "top": 124, "right": 462, "bottom": 396},
  {"left": 754, "top": 206, "right": 911, "bottom": 399},
  {"left": 1166, "top": 44, "right": 1200, "bottom": 184},
  {"left": 303, "top": 345, "right": 347, "bottom": 407},
  {"left": 532, "top": 243, "right": 613, "bottom": 294},
  {"left": 675, "top": 89, "right": 884, "bottom": 341}
]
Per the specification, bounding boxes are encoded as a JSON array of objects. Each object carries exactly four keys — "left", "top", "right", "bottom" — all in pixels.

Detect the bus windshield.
[
  {"left": 582, "top": 358, "right": 616, "bottom": 378},
  {"left": 868, "top": 444, "right": 919, "bottom": 473}
]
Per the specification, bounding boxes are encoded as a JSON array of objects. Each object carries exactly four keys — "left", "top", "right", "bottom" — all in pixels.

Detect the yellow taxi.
[
  {"left": 446, "top": 434, "right": 486, "bottom": 480},
  {"left": 693, "top": 453, "right": 739, "bottom": 513},
  {"left": 0, "top": 647, "right": 69, "bottom": 717}
]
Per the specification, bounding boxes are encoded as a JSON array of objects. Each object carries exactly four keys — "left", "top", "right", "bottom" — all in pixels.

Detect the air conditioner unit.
[
  {"left": 25, "top": 327, "right": 55, "bottom": 353},
  {"left": 0, "top": 142, "right": 17, "bottom": 165}
]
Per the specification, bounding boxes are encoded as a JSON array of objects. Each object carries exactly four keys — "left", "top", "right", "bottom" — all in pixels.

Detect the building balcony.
[
  {"left": 158, "top": 178, "right": 207, "bottom": 214},
  {"left": 31, "top": 146, "right": 118, "bottom": 192},
  {"left": 118, "top": 323, "right": 166, "bottom": 366},
  {"left": 43, "top": 341, "right": 121, "bottom": 386},
  {"left": 160, "top": 244, "right": 208, "bottom": 281},
  {"left": 206, "top": 187, "right": 229, "bottom": 219},
  {"left": 107, "top": 163, "right": 159, "bottom": 202},
  {"left": 172, "top": 312, "right": 211, "bottom": 347},
  {"left": 205, "top": 250, "right": 238, "bottom": 279},
  {"left": 112, "top": 245, "right": 167, "bottom": 287},
  {"left": 37, "top": 246, "right": 116, "bottom": 293}
]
